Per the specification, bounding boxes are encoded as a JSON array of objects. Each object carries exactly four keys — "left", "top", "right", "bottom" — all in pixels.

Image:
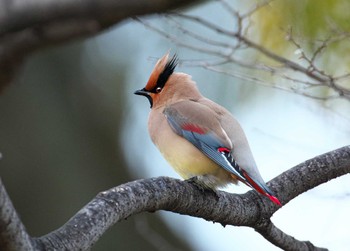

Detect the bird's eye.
[{"left": 156, "top": 87, "right": 162, "bottom": 93}]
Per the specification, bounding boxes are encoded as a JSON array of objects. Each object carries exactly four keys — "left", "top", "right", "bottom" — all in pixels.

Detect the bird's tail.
[{"left": 232, "top": 172, "right": 281, "bottom": 206}]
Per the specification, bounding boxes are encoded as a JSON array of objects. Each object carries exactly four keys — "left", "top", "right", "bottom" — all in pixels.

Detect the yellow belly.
[
  {"left": 161, "top": 140, "right": 218, "bottom": 178},
  {"left": 156, "top": 129, "right": 234, "bottom": 188},
  {"left": 148, "top": 108, "right": 236, "bottom": 188}
]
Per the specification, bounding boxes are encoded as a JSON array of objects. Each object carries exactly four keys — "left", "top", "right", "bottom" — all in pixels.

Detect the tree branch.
[
  {"left": 0, "top": 177, "right": 35, "bottom": 251},
  {"left": 2, "top": 1, "right": 348, "bottom": 250},
  {"left": 0, "top": 0, "right": 201, "bottom": 90},
  {"left": 169, "top": 12, "right": 327, "bottom": 82},
  {"left": 0, "top": 0, "right": 199, "bottom": 35},
  {"left": 139, "top": 5, "right": 350, "bottom": 101},
  {"left": 1, "top": 146, "right": 346, "bottom": 250},
  {"left": 255, "top": 220, "right": 328, "bottom": 251}
]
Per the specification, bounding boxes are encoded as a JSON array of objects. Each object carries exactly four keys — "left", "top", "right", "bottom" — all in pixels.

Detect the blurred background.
[{"left": 1, "top": 0, "right": 350, "bottom": 250}]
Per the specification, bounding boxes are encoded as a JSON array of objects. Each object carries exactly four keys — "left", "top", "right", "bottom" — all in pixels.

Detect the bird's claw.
[{"left": 185, "top": 177, "right": 219, "bottom": 198}]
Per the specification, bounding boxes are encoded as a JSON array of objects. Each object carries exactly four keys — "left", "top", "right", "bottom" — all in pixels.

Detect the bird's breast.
[{"left": 148, "top": 110, "right": 232, "bottom": 186}]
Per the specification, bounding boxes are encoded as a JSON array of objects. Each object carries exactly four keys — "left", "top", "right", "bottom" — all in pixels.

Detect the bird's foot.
[{"left": 186, "top": 176, "right": 219, "bottom": 198}]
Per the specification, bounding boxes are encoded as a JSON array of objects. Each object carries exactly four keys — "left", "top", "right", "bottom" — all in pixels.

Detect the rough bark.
[
  {"left": 0, "top": 178, "right": 35, "bottom": 251},
  {"left": 0, "top": 0, "right": 201, "bottom": 90},
  {"left": 1, "top": 146, "right": 349, "bottom": 250},
  {"left": 1, "top": 0, "right": 349, "bottom": 250}
]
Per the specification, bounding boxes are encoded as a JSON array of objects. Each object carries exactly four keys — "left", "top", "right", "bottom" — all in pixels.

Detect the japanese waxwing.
[{"left": 134, "top": 53, "right": 281, "bottom": 205}]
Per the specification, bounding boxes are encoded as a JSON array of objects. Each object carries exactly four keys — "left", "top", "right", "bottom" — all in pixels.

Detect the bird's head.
[{"left": 134, "top": 53, "right": 178, "bottom": 108}]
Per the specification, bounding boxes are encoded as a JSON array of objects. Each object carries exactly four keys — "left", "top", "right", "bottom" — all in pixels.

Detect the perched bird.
[{"left": 134, "top": 53, "right": 281, "bottom": 206}]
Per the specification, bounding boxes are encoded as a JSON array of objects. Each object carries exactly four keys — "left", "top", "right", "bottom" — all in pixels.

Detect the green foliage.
[{"left": 250, "top": 0, "right": 350, "bottom": 75}]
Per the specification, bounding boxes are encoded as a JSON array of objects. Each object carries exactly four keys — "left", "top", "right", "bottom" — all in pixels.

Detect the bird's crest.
[{"left": 145, "top": 53, "right": 178, "bottom": 93}]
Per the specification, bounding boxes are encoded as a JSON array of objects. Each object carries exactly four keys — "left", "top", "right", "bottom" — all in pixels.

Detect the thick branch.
[
  {"left": 0, "top": 178, "right": 35, "bottom": 251},
  {"left": 0, "top": 0, "right": 201, "bottom": 90},
  {"left": 1, "top": 145, "right": 349, "bottom": 250},
  {"left": 25, "top": 145, "right": 349, "bottom": 250},
  {"left": 272, "top": 145, "right": 350, "bottom": 204},
  {"left": 0, "top": 0, "right": 199, "bottom": 35},
  {"left": 255, "top": 220, "right": 327, "bottom": 251}
]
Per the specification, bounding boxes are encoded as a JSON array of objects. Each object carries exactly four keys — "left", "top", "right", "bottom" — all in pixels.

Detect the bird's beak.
[
  {"left": 134, "top": 88, "right": 153, "bottom": 108},
  {"left": 134, "top": 88, "right": 149, "bottom": 96}
]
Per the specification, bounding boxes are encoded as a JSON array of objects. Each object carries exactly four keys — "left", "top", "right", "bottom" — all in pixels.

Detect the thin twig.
[
  {"left": 138, "top": 7, "right": 350, "bottom": 101},
  {"left": 171, "top": 13, "right": 330, "bottom": 83},
  {"left": 241, "top": 0, "right": 275, "bottom": 19},
  {"left": 166, "top": 16, "right": 234, "bottom": 49}
]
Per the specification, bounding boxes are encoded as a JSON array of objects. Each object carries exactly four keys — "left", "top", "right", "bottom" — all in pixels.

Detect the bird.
[{"left": 134, "top": 53, "right": 281, "bottom": 206}]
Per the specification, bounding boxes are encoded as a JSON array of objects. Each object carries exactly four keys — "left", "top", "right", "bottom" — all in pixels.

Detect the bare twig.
[
  {"left": 166, "top": 16, "right": 234, "bottom": 49},
  {"left": 137, "top": 0, "right": 350, "bottom": 101},
  {"left": 135, "top": 17, "right": 230, "bottom": 57},
  {"left": 241, "top": 0, "right": 275, "bottom": 19},
  {"left": 172, "top": 12, "right": 329, "bottom": 82}
]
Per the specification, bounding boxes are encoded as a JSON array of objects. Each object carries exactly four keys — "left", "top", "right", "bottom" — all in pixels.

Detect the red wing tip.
[
  {"left": 268, "top": 195, "right": 282, "bottom": 206},
  {"left": 182, "top": 124, "right": 206, "bottom": 134},
  {"left": 218, "top": 147, "right": 230, "bottom": 153}
]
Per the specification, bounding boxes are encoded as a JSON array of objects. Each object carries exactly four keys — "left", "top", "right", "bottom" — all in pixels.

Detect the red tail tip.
[{"left": 268, "top": 195, "right": 282, "bottom": 206}]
